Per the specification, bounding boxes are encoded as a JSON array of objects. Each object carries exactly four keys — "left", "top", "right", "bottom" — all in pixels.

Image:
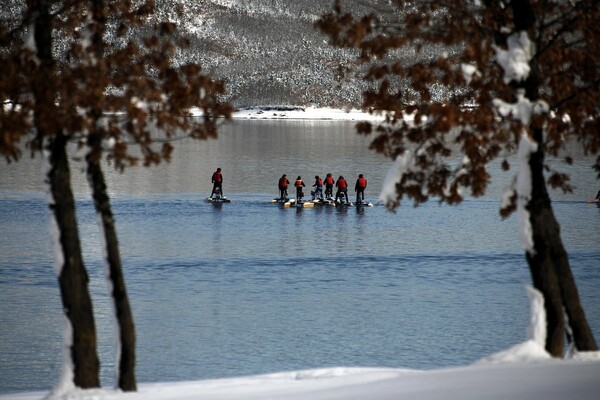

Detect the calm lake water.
[{"left": 1, "top": 120, "right": 599, "bottom": 394}]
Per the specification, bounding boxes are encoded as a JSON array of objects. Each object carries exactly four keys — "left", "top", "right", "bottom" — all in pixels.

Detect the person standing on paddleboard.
[
  {"left": 355, "top": 174, "right": 367, "bottom": 204},
  {"left": 312, "top": 176, "right": 324, "bottom": 201},
  {"left": 278, "top": 174, "right": 290, "bottom": 200},
  {"left": 335, "top": 175, "right": 349, "bottom": 204},
  {"left": 295, "top": 176, "right": 306, "bottom": 202},
  {"left": 324, "top": 173, "right": 335, "bottom": 199},
  {"left": 211, "top": 168, "right": 223, "bottom": 198}
]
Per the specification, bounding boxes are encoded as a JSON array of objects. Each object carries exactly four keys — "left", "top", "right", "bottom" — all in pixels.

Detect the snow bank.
[{"left": 4, "top": 361, "right": 599, "bottom": 400}]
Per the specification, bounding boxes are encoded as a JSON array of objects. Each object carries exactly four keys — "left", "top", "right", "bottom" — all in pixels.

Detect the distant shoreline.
[
  {"left": 189, "top": 106, "right": 385, "bottom": 121},
  {"left": 232, "top": 106, "right": 384, "bottom": 121}
]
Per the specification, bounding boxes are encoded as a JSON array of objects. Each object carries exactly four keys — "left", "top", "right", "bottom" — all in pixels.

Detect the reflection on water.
[
  {"left": 2, "top": 119, "right": 598, "bottom": 200},
  {"left": 1, "top": 120, "right": 599, "bottom": 394}
]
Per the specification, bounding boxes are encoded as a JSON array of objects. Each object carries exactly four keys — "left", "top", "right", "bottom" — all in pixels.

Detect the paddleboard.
[
  {"left": 586, "top": 199, "right": 599, "bottom": 204},
  {"left": 310, "top": 198, "right": 328, "bottom": 205},
  {"left": 295, "top": 199, "right": 314, "bottom": 208},
  {"left": 205, "top": 196, "right": 231, "bottom": 203},
  {"left": 283, "top": 198, "right": 296, "bottom": 208},
  {"left": 283, "top": 199, "right": 314, "bottom": 208}
]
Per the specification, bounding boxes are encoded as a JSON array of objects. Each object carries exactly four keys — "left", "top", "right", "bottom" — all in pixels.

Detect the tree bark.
[
  {"left": 513, "top": 0, "right": 597, "bottom": 354},
  {"left": 47, "top": 133, "right": 101, "bottom": 388},
  {"left": 31, "top": 0, "right": 101, "bottom": 388},
  {"left": 87, "top": 139, "right": 137, "bottom": 391},
  {"left": 526, "top": 128, "right": 566, "bottom": 356}
]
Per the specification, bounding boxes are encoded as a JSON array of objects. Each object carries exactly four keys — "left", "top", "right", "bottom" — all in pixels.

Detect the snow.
[
  {"left": 476, "top": 286, "right": 548, "bottom": 364},
  {"left": 23, "top": 23, "right": 37, "bottom": 53},
  {"left": 493, "top": 91, "right": 549, "bottom": 126},
  {"left": 516, "top": 133, "right": 537, "bottom": 253},
  {"left": 378, "top": 152, "right": 415, "bottom": 207},
  {"left": 492, "top": 28, "right": 552, "bottom": 255},
  {"left": 5, "top": 284, "right": 598, "bottom": 400},
  {"left": 461, "top": 63, "right": 480, "bottom": 84},
  {"left": 494, "top": 32, "right": 533, "bottom": 84}
]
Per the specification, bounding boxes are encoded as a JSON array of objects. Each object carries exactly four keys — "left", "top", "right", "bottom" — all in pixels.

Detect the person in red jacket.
[
  {"left": 294, "top": 176, "right": 306, "bottom": 201},
  {"left": 355, "top": 174, "right": 367, "bottom": 203},
  {"left": 312, "top": 175, "right": 324, "bottom": 200},
  {"left": 278, "top": 174, "right": 290, "bottom": 200},
  {"left": 335, "top": 175, "right": 349, "bottom": 204},
  {"left": 211, "top": 168, "right": 223, "bottom": 198},
  {"left": 324, "top": 173, "right": 335, "bottom": 199}
]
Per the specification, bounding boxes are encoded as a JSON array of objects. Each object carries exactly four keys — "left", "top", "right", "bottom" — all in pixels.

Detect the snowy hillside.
[{"left": 154, "top": 0, "right": 383, "bottom": 108}]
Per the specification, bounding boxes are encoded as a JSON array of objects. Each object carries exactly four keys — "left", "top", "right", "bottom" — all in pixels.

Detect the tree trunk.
[
  {"left": 87, "top": 139, "right": 137, "bottom": 391},
  {"left": 513, "top": 0, "right": 597, "bottom": 355},
  {"left": 527, "top": 128, "right": 597, "bottom": 354},
  {"left": 47, "top": 133, "right": 101, "bottom": 388},
  {"left": 554, "top": 257, "right": 598, "bottom": 351},
  {"left": 31, "top": 0, "right": 100, "bottom": 388},
  {"left": 526, "top": 130, "right": 566, "bottom": 356}
]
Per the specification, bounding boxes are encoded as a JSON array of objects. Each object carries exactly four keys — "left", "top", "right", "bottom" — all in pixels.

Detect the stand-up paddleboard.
[
  {"left": 586, "top": 199, "right": 600, "bottom": 204},
  {"left": 272, "top": 197, "right": 290, "bottom": 204},
  {"left": 310, "top": 198, "right": 330, "bottom": 205},
  {"left": 283, "top": 198, "right": 314, "bottom": 208},
  {"left": 205, "top": 196, "right": 231, "bottom": 203},
  {"left": 283, "top": 198, "right": 296, "bottom": 208},
  {"left": 335, "top": 200, "right": 354, "bottom": 207},
  {"left": 355, "top": 200, "right": 374, "bottom": 207},
  {"left": 313, "top": 197, "right": 336, "bottom": 205}
]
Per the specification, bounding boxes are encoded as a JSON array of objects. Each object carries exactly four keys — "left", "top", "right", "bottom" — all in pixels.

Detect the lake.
[{"left": 1, "top": 119, "right": 599, "bottom": 395}]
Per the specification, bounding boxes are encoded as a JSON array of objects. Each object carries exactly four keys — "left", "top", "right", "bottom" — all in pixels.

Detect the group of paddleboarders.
[
  {"left": 278, "top": 173, "right": 368, "bottom": 204},
  {"left": 209, "top": 167, "right": 369, "bottom": 204}
]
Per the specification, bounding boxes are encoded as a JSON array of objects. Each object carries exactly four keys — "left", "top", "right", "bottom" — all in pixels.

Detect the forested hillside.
[
  {"left": 0, "top": 0, "right": 391, "bottom": 108},
  {"left": 155, "top": 0, "right": 382, "bottom": 108}
]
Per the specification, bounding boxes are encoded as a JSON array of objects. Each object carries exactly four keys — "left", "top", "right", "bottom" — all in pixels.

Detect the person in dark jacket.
[
  {"left": 278, "top": 174, "right": 290, "bottom": 200},
  {"left": 355, "top": 174, "right": 367, "bottom": 203},
  {"left": 211, "top": 168, "right": 223, "bottom": 198}
]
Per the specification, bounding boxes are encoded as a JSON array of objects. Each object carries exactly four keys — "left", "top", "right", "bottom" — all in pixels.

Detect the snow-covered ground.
[
  {"left": 7, "top": 361, "right": 599, "bottom": 400},
  {"left": 4, "top": 286, "right": 599, "bottom": 400}
]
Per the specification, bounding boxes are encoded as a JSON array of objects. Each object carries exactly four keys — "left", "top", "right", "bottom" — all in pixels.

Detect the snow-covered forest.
[
  {"left": 0, "top": 0, "right": 390, "bottom": 108},
  {"left": 151, "top": 0, "right": 387, "bottom": 108}
]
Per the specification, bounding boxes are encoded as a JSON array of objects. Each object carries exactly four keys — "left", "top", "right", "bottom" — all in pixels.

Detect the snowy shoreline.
[{"left": 197, "top": 106, "right": 385, "bottom": 121}]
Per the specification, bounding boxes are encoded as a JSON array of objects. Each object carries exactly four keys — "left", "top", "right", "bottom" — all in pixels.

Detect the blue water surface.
[{"left": 1, "top": 120, "right": 599, "bottom": 394}]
